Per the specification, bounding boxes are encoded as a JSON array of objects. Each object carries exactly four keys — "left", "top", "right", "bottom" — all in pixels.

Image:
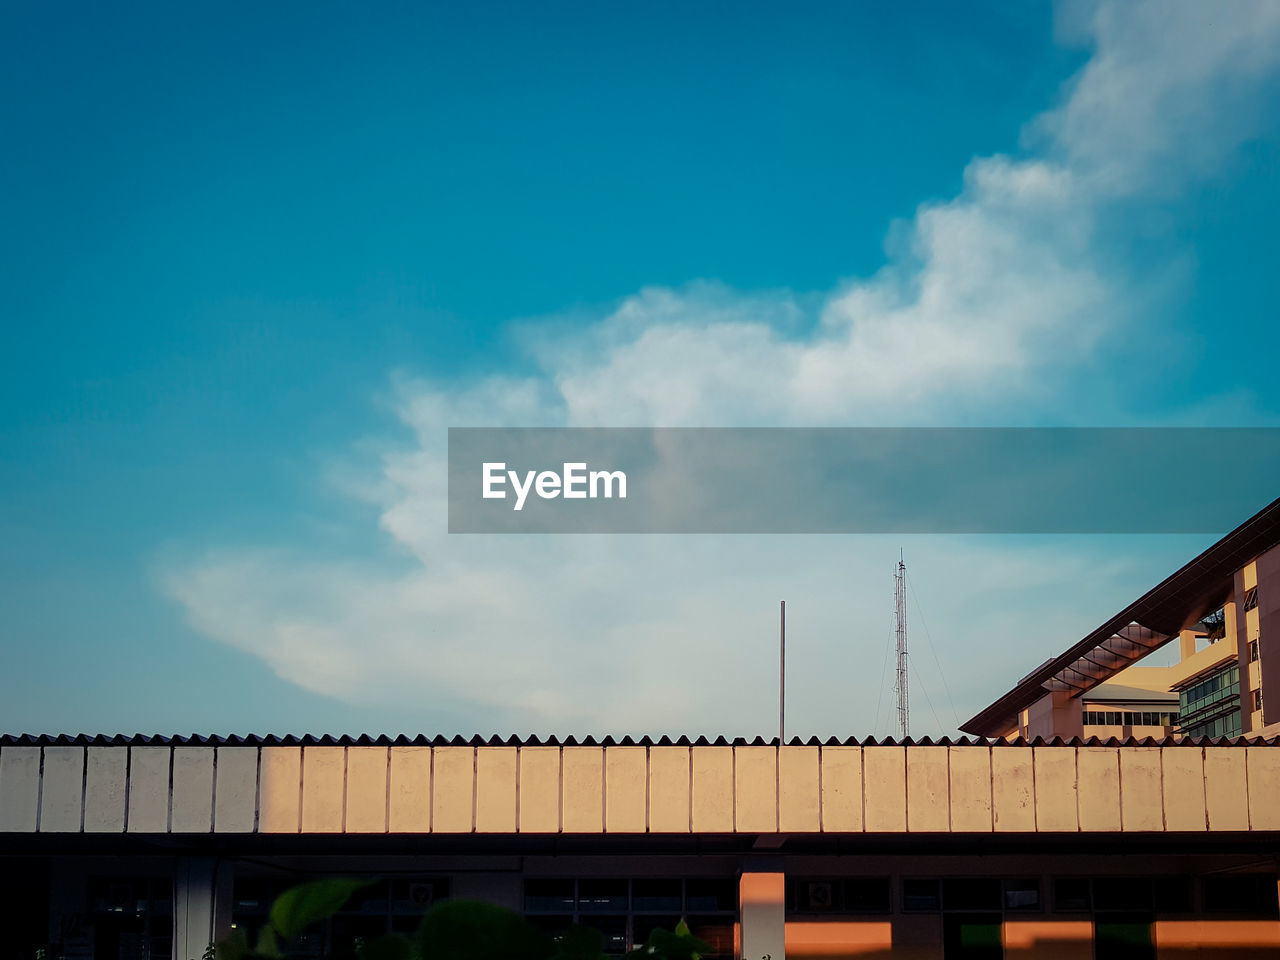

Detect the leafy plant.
[{"left": 216, "top": 879, "right": 705, "bottom": 960}]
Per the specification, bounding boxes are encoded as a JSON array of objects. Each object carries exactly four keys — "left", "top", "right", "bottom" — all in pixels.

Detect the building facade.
[
  {"left": 2, "top": 734, "right": 1280, "bottom": 960},
  {"left": 7, "top": 499, "right": 1280, "bottom": 959}
]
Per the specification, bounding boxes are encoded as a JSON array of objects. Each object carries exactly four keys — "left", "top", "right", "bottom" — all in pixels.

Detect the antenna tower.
[{"left": 894, "top": 551, "right": 909, "bottom": 740}]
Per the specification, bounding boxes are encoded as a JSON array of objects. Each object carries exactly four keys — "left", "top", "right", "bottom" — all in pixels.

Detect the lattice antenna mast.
[{"left": 894, "top": 551, "right": 909, "bottom": 740}]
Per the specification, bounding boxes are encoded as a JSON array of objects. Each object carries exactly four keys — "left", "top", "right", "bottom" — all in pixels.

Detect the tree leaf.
[{"left": 269, "top": 878, "right": 369, "bottom": 941}]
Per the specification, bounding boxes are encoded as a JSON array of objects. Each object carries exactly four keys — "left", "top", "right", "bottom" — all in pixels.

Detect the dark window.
[
  {"left": 943, "top": 878, "right": 1001, "bottom": 912},
  {"left": 1255, "top": 689, "right": 1264, "bottom": 712},
  {"left": 1093, "top": 877, "right": 1153, "bottom": 912},
  {"left": 1153, "top": 877, "right": 1193, "bottom": 915},
  {"left": 1202, "top": 874, "right": 1280, "bottom": 916},
  {"left": 525, "top": 879, "right": 734, "bottom": 957},
  {"left": 1244, "top": 587, "right": 1259, "bottom": 613},
  {"left": 1053, "top": 878, "right": 1091, "bottom": 912},
  {"left": 1251, "top": 639, "right": 1260, "bottom": 662},
  {"left": 685, "top": 879, "right": 735, "bottom": 913},
  {"left": 578, "top": 880, "right": 628, "bottom": 914},
  {"left": 1002, "top": 879, "right": 1040, "bottom": 912},
  {"left": 632, "top": 880, "right": 682, "bottom": 913},
  {"left": 525, "top": 879, "right": 575, "bottom": 913},
  {"left": 844, "top": 878, "right": 891, "bottom": 914},
  {"left": 903, "top": 879, "right": 941, "bottom": 912},
  {"left": 89, "top": 878, "right": 172, "bottom": 960}
]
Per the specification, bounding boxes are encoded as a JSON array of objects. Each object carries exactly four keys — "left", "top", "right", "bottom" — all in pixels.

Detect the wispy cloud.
[{"left": 164, "top": 0, "right": 1280, "bottom": 736}]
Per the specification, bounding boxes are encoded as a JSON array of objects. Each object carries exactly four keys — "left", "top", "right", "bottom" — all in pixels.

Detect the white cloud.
[{"left": 165, "top": 0, "right": 1280, "bottom": 736}]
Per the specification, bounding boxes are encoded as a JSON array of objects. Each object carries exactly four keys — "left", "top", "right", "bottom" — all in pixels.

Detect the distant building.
[{"left": 962, "top": 496, "right": 1280, "bottom": 743}]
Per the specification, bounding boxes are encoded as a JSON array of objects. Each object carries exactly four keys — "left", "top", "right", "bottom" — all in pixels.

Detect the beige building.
[
  {"left": 4, "top": 500, "right": 1280, "bottom": 960},
  {"left": 962, "top": 497, "right": 1280, "bottom": 744}
]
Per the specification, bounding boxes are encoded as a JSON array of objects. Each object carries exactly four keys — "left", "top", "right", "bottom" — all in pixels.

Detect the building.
[
  {"left": 961, "top": 496, "right": 1280, "bottom": 743},
  {"left": 5, "top": 499, "right": 1280, "bottom": 960}
]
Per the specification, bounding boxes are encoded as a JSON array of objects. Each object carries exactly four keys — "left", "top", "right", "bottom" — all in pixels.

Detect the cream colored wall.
[{"left": 6, "top": 743, "right": 1280, "bottom": 836}]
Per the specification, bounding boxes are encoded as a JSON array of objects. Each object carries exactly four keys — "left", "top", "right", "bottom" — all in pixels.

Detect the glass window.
[
  {"left": 578, "top": 880, "right": 628, "bottom": 914},
  {"left": 1202, "top": 874, "right": 1280, "bottom": 916},
  {"left": 525, "top": 879, "right": 576, "bottom": 913},
  {"left": 1053, "top": 878, "right": 1091, "bottom": 913},
  {"left": 685, "top": 879, "right": 735, "bottom": 913},
  {"left": 902, "top": 879, "right": 940, "bottom": 912},
  {"left": 844, "top": 878, "right": 891, "bottom": 914},
  {"left": 943, "top": 878, "right": 1001, "bottom": 912},
  {"left": 632, "top": 879, "right": 682, "bottom": 913},
  {"left": 1003, "top": 879, "right": 1040, "bottom": 912}
]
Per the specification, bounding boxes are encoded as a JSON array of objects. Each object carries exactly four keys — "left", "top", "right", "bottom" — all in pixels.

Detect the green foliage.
[
  {"left": 547, "top": 925, "right": 607, "bottom": 960},
  {"left": 215, "top": 879, "right": 704, "bottom": 960},
  {"left": 416, "top": 899, "right": 552, "bottom": 960},
  {"left": 271, "top": 879, "right": 370, "bottom": 941},
  {"left": 624, "top": 920, "right": 709, "bottom": 960}
]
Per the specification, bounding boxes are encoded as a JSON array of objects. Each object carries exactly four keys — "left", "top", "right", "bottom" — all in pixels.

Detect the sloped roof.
[{"left": 961, "top": 495, "right": 1280, "bottom": 736}]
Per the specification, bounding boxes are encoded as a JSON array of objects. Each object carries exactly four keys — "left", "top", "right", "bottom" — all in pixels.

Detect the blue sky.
[{"left": 3, "top": 1, "right": 1280, "bottom": 738}]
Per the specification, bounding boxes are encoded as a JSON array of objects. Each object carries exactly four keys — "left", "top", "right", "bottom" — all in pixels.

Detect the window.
[
  {"left": 1002, "top": 880, "right": 1040, "bottom": 912},
  {"left": 787, "top": 878, "right": 890, "bottom": 915},
  {"left": 1053, "top": 878, "right": 1090, "bottom": 913},
  {"left": 1202, "top": 874, "right": 1280, "bottom": 917},
  {"left": 902, "top": 879, "right": 941, "bottom": 912},
  {"left": 233, "top": 877, "right": 449, "bottom": 948},
  {"left": 1083, "top": 709, "right": 1178, "bottom": 727},
  {"left": 1053, "top": 877, "right": 1194, "bottom": 917},
  {"left": 1255, "top": 689, "right": 1264, "bottom": 712},
  {"left": 1251, "top": 639, "right": 1260, "bottom": 662},
  {"left": 89, "top": 878, "right": 172, "bottom": 960},
  {"left": 523, "top": 879, "right": 735, "bottom": 957},
  {"left": 1244, "top": 586, "right": 1259, "bottom": 613}
]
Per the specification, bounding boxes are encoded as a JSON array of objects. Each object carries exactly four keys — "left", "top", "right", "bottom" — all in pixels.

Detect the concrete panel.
[
  {"left": 862, "top": 747, "right": 906, "bottom": 833},
  {"left": 83, "top": 747, "right": 128, "bottom": 833},
  {"left": 778, "top": 746, "right": 820, "bottom": 832},
  {"left": 1161, "top": 748, "right": 1206, "bottom": 832},
  {"left": 0, "top": 747, "right": 41, "bottom": 832},
  {"left": 691, "top": 747, "right": 734, "bottom": 833},
  {"left": 172, "top": 747, "right": 215, "bottom": 833},
  {"left": 519, "top": 747, "right": 561, "bottom": 834},
  {"left": 735, "top": 747, "right": 778, "bottom": 833},
  {"left": 1076, "top": 747, "right": 1120, "bottom": 833},
  {"left": 1247, "top": 746, "right": 1280, "bottom": 830},
  {"left": 1032, "top": 748, "right": 1078, "bottom": 832},
  {"left": 388, "top": 746, "right": 431, "bottom": 833},
  {"left": 213, "top": 747, "right": 259, "bottom": 833},
  {"left": 906, "top": 747, "right": 949, "bottom": 832},
  {"left": 474, "top": 747, "right": 517, "bottom": 833},
  {"left": 345, "top": 747, "right": 388, "bottom": 834},
  {"left": 648, "top": 746, "right": 690, "bottom": 833},
  {"left": 1118, "top": 748, "right": 1163, "bottom": 832},
  {"left": 1203, "top": 748, "right": 1249, "bottom": 831},
  {"left": 819, "top": 746, "right": 862, "bottom": 832},
  {"left": 38, "top": 747, "right": 84, "bottom": 833},
  {"left": 561, "top": 746, "right": 603, "bottom": 833},
  {"left": 432, "top": 746, "right": 476, "bottom": 833},
  {"left": 127, "top": 746, "right": 171, "bottom": 833},
  {"left": 991, "top": 749, "right": 1035, "bottom": 833},
  {"left": 604, "top": 746, "right": 647, "bottom": 833},
  {"left": 258, "top": 747, "right": 301, "bottom": 834},
  {"left": 300, "top": 747, "right": 345, "bottom": 833},
  {"left": 948, "top": 747, "right": 992, "bottom": 833}
]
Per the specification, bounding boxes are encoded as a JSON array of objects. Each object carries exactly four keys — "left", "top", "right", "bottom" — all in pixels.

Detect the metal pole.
[{"left": 780, "top": 600, "right": 786, "bottom": 745}]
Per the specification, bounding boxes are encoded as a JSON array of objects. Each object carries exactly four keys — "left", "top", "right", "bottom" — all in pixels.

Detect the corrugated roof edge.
[{"left": 1, "top": 733, "right": 1277, "bottom": 748}]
